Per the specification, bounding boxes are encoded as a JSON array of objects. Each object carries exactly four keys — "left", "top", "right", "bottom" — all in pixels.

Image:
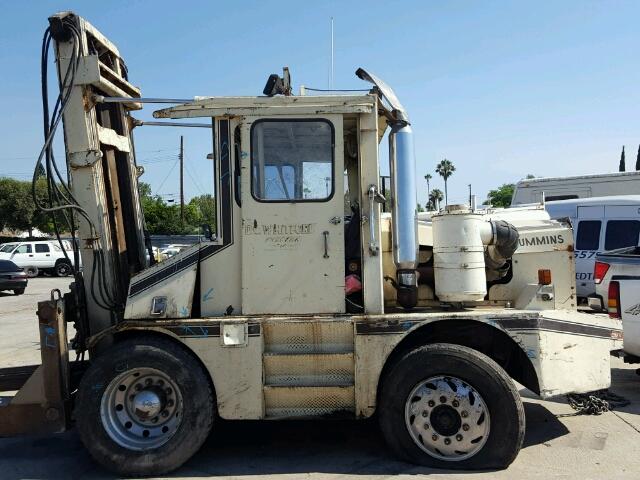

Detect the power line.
[
  {"left": 184, "top": 163, "right": 206, "bottom": 195},
  {"left": 156, "top": 158, "right": 180, "bottom": 193}
]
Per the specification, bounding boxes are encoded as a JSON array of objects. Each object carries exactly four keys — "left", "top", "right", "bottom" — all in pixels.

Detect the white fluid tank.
[{"left": 432, "top": 206, "right": 492, "bottom": 302}]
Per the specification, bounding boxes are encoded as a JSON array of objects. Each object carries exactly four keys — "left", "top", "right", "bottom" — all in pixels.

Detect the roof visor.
[{"left": 355, "top": 68, "right": 409, "bottom": 124}]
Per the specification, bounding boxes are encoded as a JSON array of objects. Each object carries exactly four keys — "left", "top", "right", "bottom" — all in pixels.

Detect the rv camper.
[{"left": 511, "top": 171, "right": 640, "bottom": 205}]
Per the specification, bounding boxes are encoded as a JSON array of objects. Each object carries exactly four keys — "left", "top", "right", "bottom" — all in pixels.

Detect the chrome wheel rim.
[
  {"left": 100, "top": 367, "right": 183, "bottom": 451},
  {"left": 404, "top": 375, "right": 490, "bottom": 461}
]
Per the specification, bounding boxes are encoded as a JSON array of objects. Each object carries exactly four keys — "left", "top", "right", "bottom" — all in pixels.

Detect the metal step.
[
  {"left": 263, "top": 320, "right": 354, "bottom": 354},
  {"left": 264, "top": 353, "right": 354, "bottom": 387},
  {"left": 263, "top": 385, "right": 355, "bottom": 418}
]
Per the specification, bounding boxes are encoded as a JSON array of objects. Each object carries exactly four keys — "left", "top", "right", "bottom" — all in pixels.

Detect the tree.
[
  {"left": 416, "top": 203, "right": 425, "bottom": 213},
  {"left": 188, "top": 194, "right": 216, "bottom": 230},
  {"left": 435, "top": 159, "right": 455, "bottom": 205},
  {"left": 424, "top": 173, "right": 432, "bottom": 200},
  {"left": 138, "top": 182, "right": 216, "bottom": 235},
  {"left": 483, "top": 183, "right": 515, "bottom": 208},
  {"left": 429, "top": 188, "right": 444, "bottom": 211},
  {"left": 619, "top": 146, "right": 626, "bottom": 172},
  {"left": 636, "top": 145, "right": 640, "bottom": 171},
  {"left": 0, "top": 178, "right": 47, "bottom": 236}
]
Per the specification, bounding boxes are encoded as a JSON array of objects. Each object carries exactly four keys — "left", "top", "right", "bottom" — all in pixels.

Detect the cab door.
[
  {"left": 33, "top": 243, "right": 52, "bottom": 267},
  {"left": 240, "top": 115, "right": 345, "bottom": 314},
  {"left": 11, "top": 243, "right": 34, "bottom": 267}
]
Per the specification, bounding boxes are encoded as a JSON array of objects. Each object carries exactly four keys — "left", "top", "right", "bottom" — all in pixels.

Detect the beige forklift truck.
[{"left": 0, "top": 12, "right": 621, "bottom": 476}]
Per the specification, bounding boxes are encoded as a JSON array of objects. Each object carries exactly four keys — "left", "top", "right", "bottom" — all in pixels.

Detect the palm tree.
[
  {"left": 424, "top": 173, "right": 432, "bottom": 195},
  {"left": 424, "top": 174, "right": 433, "bottom": 209},
  {"left": 429, "top": 188, "right": 444, "bottom": 211},
  {"left": 435, "top": 159, "right": 455, "bottom": 205}
]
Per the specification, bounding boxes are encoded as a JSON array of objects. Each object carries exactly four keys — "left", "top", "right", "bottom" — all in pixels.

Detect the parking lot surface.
[{"left": 1, "top": 277, "right": 639, "bottom": 479}]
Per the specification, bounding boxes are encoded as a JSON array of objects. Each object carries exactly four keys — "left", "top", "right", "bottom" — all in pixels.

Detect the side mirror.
[{"left": 201, "top": 224, "right": 213, "bottom": 241}]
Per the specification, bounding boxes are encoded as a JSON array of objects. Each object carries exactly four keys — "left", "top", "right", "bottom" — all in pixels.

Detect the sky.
[{"left": 0, "top": 0, "right": 638, "bottom": 206}]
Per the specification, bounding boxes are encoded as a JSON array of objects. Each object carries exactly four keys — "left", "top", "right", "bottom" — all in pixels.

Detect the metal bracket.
[{"left": 368, "top": 185, "right": 384, "bottom": 255}]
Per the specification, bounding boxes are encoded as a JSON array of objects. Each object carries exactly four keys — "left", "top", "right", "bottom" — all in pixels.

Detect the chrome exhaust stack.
[
  {"left": 356, "top": 68, "right": 419, "bottom": 308},
  {"left": 389, "top": 123, "right": 419, "bottom": 308}
]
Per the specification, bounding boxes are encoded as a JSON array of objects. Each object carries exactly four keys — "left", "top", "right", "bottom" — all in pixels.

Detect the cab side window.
[
  {"left": 605, "top": 220, "right": 640, "bottom": 250},
  {"left": 15, "top": 244, "right": 32, "bottom": 254},
  {"left": 251, "top": 120, "right": 334, "bottom": 202},
  {"left": 35, "top": 244, "right": 50, "bottom": 253},
  {"left": 576, "top": 221, "right": 601, "bottom": 250}
]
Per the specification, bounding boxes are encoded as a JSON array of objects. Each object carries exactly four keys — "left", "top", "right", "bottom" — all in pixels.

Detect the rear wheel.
[
  {"left": 76, "top": 336, "right": 214, "bottom": 476},
  {"left": 379, "top": 343, "right": 525, "bottom": 470},
  {"left": 13, "top": 288, "right": 25, "bottom": 295},
  {"left": 54, "top": 260, "right": 72, "bottom": 277},
  {"left": 24, "top": 266, "right": 38, "bottom": 278}
]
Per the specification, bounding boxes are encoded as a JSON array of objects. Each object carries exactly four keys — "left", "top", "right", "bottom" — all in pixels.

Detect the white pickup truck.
[
  {"left": 0, "top": 240, "right": 78, "bottom": 277},
  {"left": 595, "top": 247, "right": 640, "bottom": 364}
]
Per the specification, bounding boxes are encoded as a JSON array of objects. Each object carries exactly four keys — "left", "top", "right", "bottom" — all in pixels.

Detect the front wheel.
[
  {"left": 75, "top": 336, "right": 215, "bottom": 476},
  {"left": 54, "top": 260, "right": 72, "bottom": 277},
  {"left": 379, "top": 343, "right": 525, "bottom": 470},
  {"left": 13, "top": 288, "right": 25, "bottom": 295}
]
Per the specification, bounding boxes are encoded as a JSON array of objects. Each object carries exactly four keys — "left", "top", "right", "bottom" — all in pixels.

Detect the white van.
[
  {"left": 0, "top": 240, "right": 78, "bottom": 277},
  {"left": 511, "top": 171, "right": 640, "bottom": 205},
  {"left": 544, "top": 196, "right": 640, "bottom": 304}
]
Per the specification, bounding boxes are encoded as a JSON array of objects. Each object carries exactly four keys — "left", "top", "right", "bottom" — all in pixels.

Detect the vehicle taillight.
[
  {"left": 594, "top": 261, "right": 610, "bottom": 285},
  {"left": 608, "top": 281, "right": 621, "bottom": 319}
]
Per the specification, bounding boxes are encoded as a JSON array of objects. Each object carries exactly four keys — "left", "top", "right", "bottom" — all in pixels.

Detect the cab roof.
[{"left": 153, "top": 94, "right": 377, "bottom": 120}]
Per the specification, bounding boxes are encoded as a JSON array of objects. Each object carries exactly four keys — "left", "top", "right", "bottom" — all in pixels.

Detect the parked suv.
[{"left": 0, "top": 240, "right": 78, "bottom": 277}]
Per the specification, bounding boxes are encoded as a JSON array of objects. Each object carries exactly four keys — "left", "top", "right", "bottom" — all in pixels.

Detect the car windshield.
[
  {"left": 0, "top": 243, "right": 17, "bottom": 253},
  {"left": 0, "top": 260, "right": 19, "bottom": 272}
]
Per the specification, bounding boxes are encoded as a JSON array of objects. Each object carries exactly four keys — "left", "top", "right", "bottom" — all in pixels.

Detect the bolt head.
[
  {"left": 428, "top": 400, "right": 435, "bottom": 407},
  {"left": 439, "top": 396, "right": 447, "bottom": 404},
  {"left": 456, "top": 434, "right": 463, "bottom": 441},
  {"left": 444, "top": 438, "right": 451, "bottom": 445},
  {"left": 423, "top": 423, "right": 429, "bottom": 430},
  {"left": 432, "top": 434, "right": 438, "bottom": 441},
  {"left": 452, "top": 400, "right": 460, "bottom": 408},
  {"left": 461, "top": 410, "right": 469, "bottom": 418},
  {"left": 462, "top": 424, "right": 470, "bottom": 431}
]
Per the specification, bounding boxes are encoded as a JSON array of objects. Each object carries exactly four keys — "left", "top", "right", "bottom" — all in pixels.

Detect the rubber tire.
[
  {"left": 379, "top": 343, "right": 525, "bottom": 470},
  {"left": 24, "top": 266, "right": 38, "bottom": 278},
  {"left": 54, "top": 260, "right": 72, "bottom": 277},
  {"left": 13, "top": 288, "right": 25, "bottom": 295},
  {"left": 75, "top": 336, "right": 215, "bottom": 476}
]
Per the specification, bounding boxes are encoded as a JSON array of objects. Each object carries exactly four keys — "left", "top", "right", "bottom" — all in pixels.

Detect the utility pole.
[
  {"left": 468, "top": 184, "right": 472, "bottom": 206},
  {"left": 179, "top": 135, "right": 184, "bottom": 223}
]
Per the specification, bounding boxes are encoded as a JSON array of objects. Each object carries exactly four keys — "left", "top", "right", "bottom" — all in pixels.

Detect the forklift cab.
[
  {"left": 131, "top": 69, "right": 419, "bottom": 319},
  {"left": 195, "top": 103, "right": 380, "bottom": 317}
]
